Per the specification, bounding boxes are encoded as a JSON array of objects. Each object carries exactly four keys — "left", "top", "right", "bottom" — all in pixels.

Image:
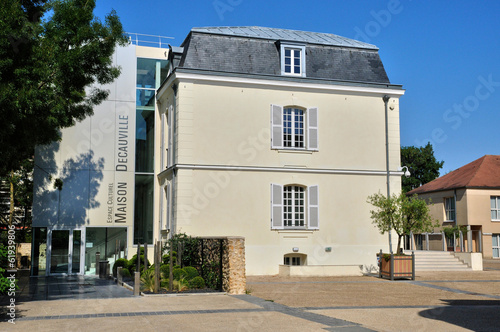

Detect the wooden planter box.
[{"left": 378, "top": 251, "right": 415, "bottom": 280}]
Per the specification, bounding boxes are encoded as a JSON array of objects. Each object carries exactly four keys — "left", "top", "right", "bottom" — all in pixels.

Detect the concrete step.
[{"left": 404, "top": 250, "right": 472, "bottom": 271}]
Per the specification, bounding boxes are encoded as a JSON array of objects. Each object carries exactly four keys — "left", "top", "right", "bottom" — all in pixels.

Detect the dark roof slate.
[
  {"left": 191, "top": 26, "right": 378, "bottom": 49},
  {"left": 178, "top": 27, "right": 391, "bottom": 84},
  {"left": 408, "top": 155, "right": 500, "bottom": 195}
]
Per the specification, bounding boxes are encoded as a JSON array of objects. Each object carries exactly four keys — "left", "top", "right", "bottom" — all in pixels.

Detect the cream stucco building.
[
  {"left": 32, "top": 27, "right": 405, "bottom": 276},
  {"left": 156, "top": 27, "right": 405, "bottom": 275}
]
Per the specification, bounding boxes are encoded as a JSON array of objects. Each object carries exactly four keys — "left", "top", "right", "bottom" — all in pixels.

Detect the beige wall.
[
  {"left": 158, "top": 76, "right": 403, "bottom": 275},
  {"left": 160, "top": 80, "right": 401, "bottom": 171},
  {"left": 172, "top": 168, "right": 400, "bottom": 275},
  {"left": 416, "top": 188, "right": 500, "bottom": 258}
]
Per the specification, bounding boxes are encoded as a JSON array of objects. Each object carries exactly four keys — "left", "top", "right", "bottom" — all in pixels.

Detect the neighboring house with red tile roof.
[{"left": 407, "top": 155, "right": 500, "bottom": 258}]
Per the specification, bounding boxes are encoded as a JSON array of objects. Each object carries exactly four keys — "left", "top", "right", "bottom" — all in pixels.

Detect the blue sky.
[{"left": 94, "top": 0, "right": 500, "bottom": 175}]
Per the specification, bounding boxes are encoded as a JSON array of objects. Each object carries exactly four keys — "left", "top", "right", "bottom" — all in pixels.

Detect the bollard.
[
  {"left": 117, "top": 267, "right": 123, "bottom": 285},
  {"left": 134, "top": 271, "right": 140, "bottom": 296}
]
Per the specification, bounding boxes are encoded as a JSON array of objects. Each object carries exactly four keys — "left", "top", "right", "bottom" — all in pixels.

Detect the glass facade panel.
[
  {"left": 32, "top": 227, "right": 47, "bottom": 276},
  {"left": 137, "top": 58, "right": 169, "bottom": 89},
  {"left": 135, "top": 109, "right": 155, "bottom": 173},
  {"left": 136, "top": 89, "right": 155, "bottom": 107},
  {"left": 50, "top": 230, "right": 69, "bottom": 274},
  {"left": 134, "top": 175, "right": 154, "bottom": 244},
  {"left": 85, "top": 227, "right": 106, "bottom": 275},
  {"left": 72, "top": 230, "right": 81, "bottom": 273},
  {"left": 136, "top": 58, "right": 157, "bottom": 88},
  {"left": 85, "top": 227, "right": 127, "bottom": 275}
]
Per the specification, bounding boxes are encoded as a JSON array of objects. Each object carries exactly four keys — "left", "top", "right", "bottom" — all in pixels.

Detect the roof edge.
[{"left": 190, "top": 26, "right": 380, "bottom": 50}]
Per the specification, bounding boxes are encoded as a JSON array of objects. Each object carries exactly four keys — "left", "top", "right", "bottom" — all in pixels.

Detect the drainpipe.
[{"left": 383, "top": 95, "right": 393, "bottom": 254}]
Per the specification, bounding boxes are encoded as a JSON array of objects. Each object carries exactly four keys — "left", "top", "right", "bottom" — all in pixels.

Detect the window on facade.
[
  {"left": 284, "top": 48, "right": 301, "bottom": 75},
  {"left": 283, "top": 108, "right": 304, "bottom": 148},
  {"left": 283, "top": 185, "right": 305, "bottom": 227},
  {"left": 271, "top": 105, "right": 318, "bottom": 150},
  {"left": 491, "top": 196, "right": 500, "bottom": 220},
  {"left": 493, "top": 234, "right": 500, "bottom": 258},
  {"left": 284, "top": 256, "right": 301, "bottom": 265},
  {"left": 271, "top": 184, "right": 319, "bottom": 230},
  {"left": 444, "top": 197, "right": 455, "bottom": 221},
  {"left": 280, "top": 44, "right": 305, "bottom": 76}
]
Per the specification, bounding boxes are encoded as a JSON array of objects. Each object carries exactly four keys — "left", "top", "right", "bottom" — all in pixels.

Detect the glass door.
[
  {"left": 50, "top": 230, "right": 69, "bottom": 274},
  {"left": 72, "top": 230, "right": 82, "bottom": 274},
  {"left": 49, "top": 229, "right": 83, "bottom": 275}
]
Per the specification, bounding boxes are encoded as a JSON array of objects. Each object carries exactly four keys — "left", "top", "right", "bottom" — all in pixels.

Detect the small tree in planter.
[
  {"left": 368, "top": 193, "right": 438, "bottom": 255},
  {"left": 368, "top": 192, "right": 438, "bottom": 279}
]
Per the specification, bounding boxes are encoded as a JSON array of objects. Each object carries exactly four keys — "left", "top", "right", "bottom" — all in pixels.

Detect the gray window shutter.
[
  {"left": 271, "top": 184, "right": 284, "bottom": 229},
  {"left": 307, "top": 107, "right": 318, "bottom": 151},
  {"left": 165, "top": 183, "right": 170, "bottom": 229},
  {"left": 271, "top": 104, "right": 283, "bottom": 149},
  {"left": 308, "top": 185, "right": 319, "bottom": 229}
]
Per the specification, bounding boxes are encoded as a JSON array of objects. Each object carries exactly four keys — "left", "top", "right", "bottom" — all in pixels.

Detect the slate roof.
[
  {"left": 190, "top": 27, "right": 378, "bottom": 50},
  {"left": 408, "top": 155, "right": 500, "bottom": 195},
  {"left": 177, "top": 26, "right": 392, "bottom": 84}
]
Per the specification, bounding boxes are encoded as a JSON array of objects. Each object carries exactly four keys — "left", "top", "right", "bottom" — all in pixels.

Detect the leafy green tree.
[
  {"left": 401, "top": 143, "right": 444, "bottom": 193},
  {"left": 0, "top": 158, "right": 33, "bottom": 241},
  {"left": 367, "top": 192, "right": 439, "bottom": 254},
  {"left": 0, "top": 0, "right": 128, "bottom": 177}
]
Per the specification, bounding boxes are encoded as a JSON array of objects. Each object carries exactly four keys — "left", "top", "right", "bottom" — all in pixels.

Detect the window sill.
[
  {"left": 443, "top": 220, "right": 455, "bottom": 223},
  {"left": 277, "top": 149, "right": 314, "bottom": 154},
  {"left": 277, "top": 229, "right": 314, "bottom": 233},
  {"left": 491, "top": 220, "right": 500, "bottom": 222},
  {"left": 281, "top": 72, "right": 305, "bottom": 77}
]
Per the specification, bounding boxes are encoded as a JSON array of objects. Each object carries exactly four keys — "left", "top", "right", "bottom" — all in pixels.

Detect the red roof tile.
[{"left": 407, "top": 155, "right": 500, "bottom": 195}]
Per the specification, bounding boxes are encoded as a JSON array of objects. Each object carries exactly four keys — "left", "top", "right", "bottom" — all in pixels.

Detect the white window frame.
[
  {"left": 283, "top": 108, "right": 305, "bottom": 148},
  {"left": 271, "top": 183, "right": 319, "bottom": 230},
  {"left": 444, "top": 197, "right": 455, "bottom": 222},
  {"left": 280, "top": 43, "right": 306, "bottom": 77},
  {"left": 493, "top": 234, "right": 500, "bottom": 258},
  {"left": 491, "top": 196, "right": 500, "bottom": 221},
  {"left": 270, "top": 104, "right": 318, "bottom": 151},
  {"left": 283, "top": 185, "right": 306, "bottom": 228}
]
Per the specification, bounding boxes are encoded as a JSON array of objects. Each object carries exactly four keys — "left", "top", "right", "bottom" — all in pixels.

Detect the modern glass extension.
[
  {"left": 31, "top": 227, "right": 127, "bottom": 276},
  {"left": 134, "top": 58, "right": 168, "bottom": 245}
]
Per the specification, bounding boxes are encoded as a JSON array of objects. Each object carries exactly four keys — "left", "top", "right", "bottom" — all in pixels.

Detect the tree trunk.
[
  {"left": 396, "top": 235, "right": 403, "bottom": 255},
  {"left": 8, "top": 172, "right": 14, "bottom": 227}
]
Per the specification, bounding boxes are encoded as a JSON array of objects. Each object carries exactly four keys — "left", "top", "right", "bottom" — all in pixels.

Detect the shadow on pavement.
[{"left": 419, "top": 299, "right": 500, "bottom": 331}]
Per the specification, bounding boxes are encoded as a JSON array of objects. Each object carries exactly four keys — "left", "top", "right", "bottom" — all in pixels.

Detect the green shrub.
[
  {"left": 140, "top": 268, "right": 156, "bottom": 292},
  {"left": 162, "top": 251, "right": 177, "bottom": 265},
  {"left": 188, "top": 276, "right": 205, "bottom": 289},
  {"left": 113, "top": 258, "right": 128, "bottom": 277},
  {"left": 127, "top": 255, "right": 150, "bottom": 275},
  {"left": 172, "top": 267, "right": 188, "bottom": 281},
  {"left": 160, "top": 264, "right": 181, "bottom": 280},
  {"left": 160, "top": 280, "right": 169, "bottom": 288},
  {"left": 120, "top": 268, "right": 131, "bottom": 278},
  {"left": 183, "top": 266, "right": 199, "bottom": 280},
  {"left": 160, "top": 264, "right": 170, "bottom": 280}
]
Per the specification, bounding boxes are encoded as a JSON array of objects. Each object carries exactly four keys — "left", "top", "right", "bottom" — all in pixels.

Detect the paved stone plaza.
[{"left": 1, "top": 260, "right": 500, "bottom": 331}]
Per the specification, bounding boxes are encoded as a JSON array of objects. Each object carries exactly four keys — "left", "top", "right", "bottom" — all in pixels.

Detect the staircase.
[{"left": 406, "top": 250, "right": 472, "bottom": 271}]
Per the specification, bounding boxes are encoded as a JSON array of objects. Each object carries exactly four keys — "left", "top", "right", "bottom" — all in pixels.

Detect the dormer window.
[{"left": 280, "top": 43, "right": 306, "bottom": 77}]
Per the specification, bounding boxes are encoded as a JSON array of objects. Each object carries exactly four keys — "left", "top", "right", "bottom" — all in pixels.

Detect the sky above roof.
[{"left": 94, "top": 0, "right": 500, "bottom": 175}]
